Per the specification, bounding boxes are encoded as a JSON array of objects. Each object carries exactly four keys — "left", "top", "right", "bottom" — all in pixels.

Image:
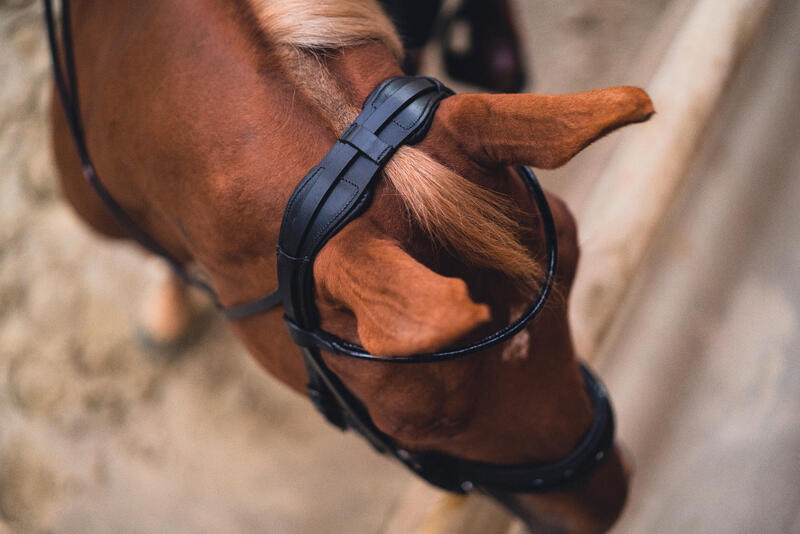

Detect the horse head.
[
  {"left": 51, "top": 1, "right": 653, "bottom": 532},
  {"left": 303, "top": 46, "right": 653, "bottom": 533}
]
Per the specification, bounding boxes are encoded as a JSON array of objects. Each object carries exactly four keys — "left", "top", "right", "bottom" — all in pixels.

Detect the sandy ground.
[{"left": 2, "top": 0, "right": 798, "bottom": 533}]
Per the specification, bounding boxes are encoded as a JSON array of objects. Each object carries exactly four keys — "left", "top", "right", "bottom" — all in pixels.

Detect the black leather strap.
[
  {"left": 304, "top": 335, "right": 614, "bottom": 494},
  {"left": 277, "top": 76, "right": 453, "bottom": 329},
  {"left": 410, "top": 365, "right": 615, "bottom": 493},
  {"left": 340, "top": 123, "right": 393, "bottom": 164}
]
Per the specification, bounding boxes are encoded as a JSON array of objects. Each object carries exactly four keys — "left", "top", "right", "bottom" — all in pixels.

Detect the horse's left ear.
[
  {"left": 435, "top": 87, "right": 654, "bottom": 169},
  {"left": 313, "top": 221, "right": 490, "bottom": 357}
]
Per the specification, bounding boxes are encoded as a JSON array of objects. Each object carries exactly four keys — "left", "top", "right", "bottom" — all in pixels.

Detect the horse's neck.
[
  {"left": 69, "top": 1, "right": 402, "bottom": 298},
  {"left": 198, "top": 44, "right": 405, "bottom": 299}
]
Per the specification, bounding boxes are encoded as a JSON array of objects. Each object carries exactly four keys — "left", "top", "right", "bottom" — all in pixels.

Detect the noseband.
[{"left": 46, "top": 0, "right": 614, "bottom": 496}]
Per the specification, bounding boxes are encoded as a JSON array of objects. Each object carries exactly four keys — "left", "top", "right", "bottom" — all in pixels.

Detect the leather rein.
[{"left": 45, "top": 0, "right": 615, "bottom": 495}]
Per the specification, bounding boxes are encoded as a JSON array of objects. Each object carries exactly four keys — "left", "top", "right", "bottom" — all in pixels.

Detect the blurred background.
[{"left": 1, "top": 0, "right": 798, "bottom": 533}]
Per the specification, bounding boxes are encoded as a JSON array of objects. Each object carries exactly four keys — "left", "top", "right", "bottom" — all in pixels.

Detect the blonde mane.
[
  {"left": 247, "top": 0, "right": 542, "bottom": 289},
  {"left": 249, "top": 0, "right": 403, "bottom": 59}
]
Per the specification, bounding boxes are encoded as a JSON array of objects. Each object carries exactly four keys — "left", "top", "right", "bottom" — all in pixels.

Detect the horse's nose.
[
  {"left": 585, "top": 443, "right": 632, "bottom": 533},
  {"left": 560, "top": 443, "right": 633, "bottom": 534}
]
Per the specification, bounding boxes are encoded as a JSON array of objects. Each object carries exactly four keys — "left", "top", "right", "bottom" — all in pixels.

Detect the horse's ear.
[
  {"left": 436, "top": 87, "right": 654, "bottom": 169},
  {"left": 314, "top": 223, "right": 490, "bottom": 357}
]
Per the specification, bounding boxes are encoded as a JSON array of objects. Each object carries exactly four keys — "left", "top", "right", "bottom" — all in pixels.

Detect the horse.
[{"left": 48, "top": 1, "right": 654, "bottom": 532}]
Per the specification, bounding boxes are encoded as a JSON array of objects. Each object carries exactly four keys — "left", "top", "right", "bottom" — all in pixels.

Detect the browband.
[{"left": 45, "top": 0, "right": 615, "bottom": 495}]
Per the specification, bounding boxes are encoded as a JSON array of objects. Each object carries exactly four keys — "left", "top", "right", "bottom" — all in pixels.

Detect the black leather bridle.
[{"left": 45, "top": 0, "right": 615, "bottom": 496}]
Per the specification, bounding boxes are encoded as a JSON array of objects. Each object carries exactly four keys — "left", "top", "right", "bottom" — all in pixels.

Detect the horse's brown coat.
[{"left": 51, "top": 1, "right": 653, "bottom": 531}]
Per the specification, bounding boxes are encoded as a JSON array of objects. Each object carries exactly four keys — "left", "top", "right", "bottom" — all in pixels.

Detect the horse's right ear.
[{"left": 435, "top": 87, "right": 654, "bottom": 169}]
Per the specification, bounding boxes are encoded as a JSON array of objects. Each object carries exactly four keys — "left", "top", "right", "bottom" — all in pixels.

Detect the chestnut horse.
[{"left": 49, "top": 1, "right": 653, "bottom": 532}]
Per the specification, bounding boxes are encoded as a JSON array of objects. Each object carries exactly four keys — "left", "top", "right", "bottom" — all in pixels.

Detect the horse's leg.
[
  {"left": 443, "top": 0, "right": 528, "bottom": 93},
  {"left": 379, "top": 0, "right": 444, "bottom": 73},
  {"left": 138, "top": 269, "right": 202, "bottom": 349},
  {"left": 50, "top": 90, "right": 199, "bottom": 349}
]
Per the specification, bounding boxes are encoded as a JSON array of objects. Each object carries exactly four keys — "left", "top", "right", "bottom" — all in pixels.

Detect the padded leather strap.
[
  {"left": 277, "top": 76, "right": 453, "bottom": 329},
  {"left": 340, "top": 123, "right": 393, "bottom": 164}
]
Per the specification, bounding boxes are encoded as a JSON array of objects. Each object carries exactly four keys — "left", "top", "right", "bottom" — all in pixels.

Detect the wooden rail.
[
  {"left": 382, "top": 0, "right": 774, "bottom": 532},
  {"left": 570, "top": 0, "right": 773, "bottom": 360}
]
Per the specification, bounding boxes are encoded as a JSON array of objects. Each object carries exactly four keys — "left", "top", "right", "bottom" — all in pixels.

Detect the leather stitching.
[
  {"left": 311, "top": 177, "right": 358, "bottom": 244},
  {"left": 283, "top": 166, "right": 323, "bottom": 230}
]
